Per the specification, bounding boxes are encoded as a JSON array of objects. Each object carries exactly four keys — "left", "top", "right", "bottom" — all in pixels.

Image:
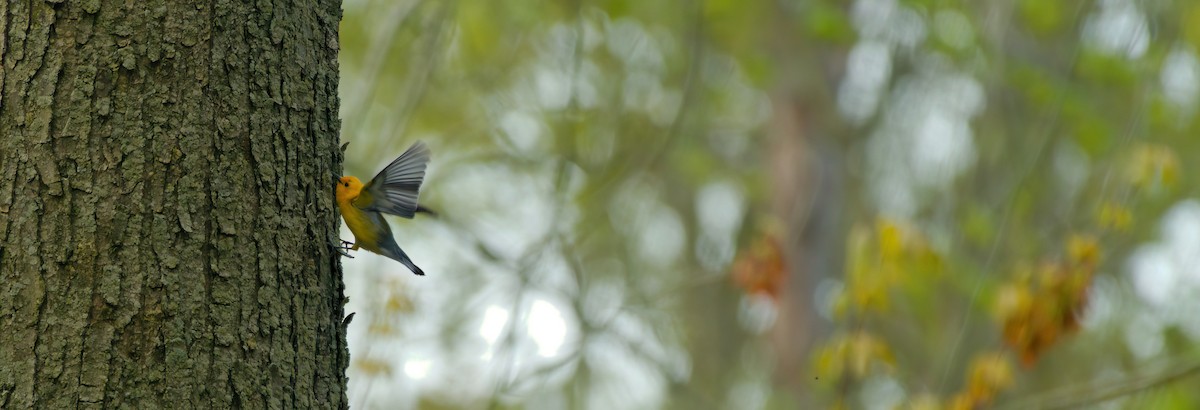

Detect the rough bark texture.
[{"left": 0, "top": 0, "right": 348, "bottom": 408}]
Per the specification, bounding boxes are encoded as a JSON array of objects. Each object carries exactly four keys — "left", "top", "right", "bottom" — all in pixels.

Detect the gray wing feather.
[{"left": 361, "top": 141, "right": 431, "bottom": 218}]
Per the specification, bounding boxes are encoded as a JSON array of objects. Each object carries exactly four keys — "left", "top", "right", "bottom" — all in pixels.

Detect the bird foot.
[{"left": 332, "top": 239, "right": 355, "bottom": 258}]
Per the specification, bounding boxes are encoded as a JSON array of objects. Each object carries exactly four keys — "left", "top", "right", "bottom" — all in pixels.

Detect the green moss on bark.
[{"left": 0, "top": 1, "right": 348, "bottom": 408}]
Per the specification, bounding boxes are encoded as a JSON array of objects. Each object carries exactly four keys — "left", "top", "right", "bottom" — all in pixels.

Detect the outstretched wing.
[{"left": 353, "top": 141, "right": 431, "bottom": 218}]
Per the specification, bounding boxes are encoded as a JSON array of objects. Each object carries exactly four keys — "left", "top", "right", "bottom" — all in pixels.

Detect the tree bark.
[{"left": 0, "top": 1, "right": 348, "bottom": 408}]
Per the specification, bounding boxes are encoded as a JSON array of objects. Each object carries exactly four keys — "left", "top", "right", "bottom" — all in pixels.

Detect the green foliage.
[
  {"left": 1019, "top": 0, "right": 1067, "bottom": 37},
  {"left": 339, "top": 0, "right": 1200, "bottom": 408},
  {"left": 803, "top": 3, "right": 855, "bottom": 44}
]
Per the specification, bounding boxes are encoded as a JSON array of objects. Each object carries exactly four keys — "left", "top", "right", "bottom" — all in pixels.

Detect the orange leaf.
[{"left": 732, "top": 233, "right": 787, "bottom": 301}]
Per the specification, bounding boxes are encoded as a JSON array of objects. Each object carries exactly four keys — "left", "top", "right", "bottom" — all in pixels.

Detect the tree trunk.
[
  {"left": 0, "top": 1, "right": 348, "bottom": 408},
  {"left": 761, "top": 2, "right": 849, "bottom": 399}
]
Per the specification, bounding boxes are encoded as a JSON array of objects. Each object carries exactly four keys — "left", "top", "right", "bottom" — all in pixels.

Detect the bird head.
[{"left": 335, "top": 176, "right": 365, "bottom": 202}]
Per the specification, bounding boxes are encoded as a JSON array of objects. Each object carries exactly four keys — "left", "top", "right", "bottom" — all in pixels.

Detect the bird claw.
[{"left": 332, "top": 239, "right": 355, "bottom": 258}]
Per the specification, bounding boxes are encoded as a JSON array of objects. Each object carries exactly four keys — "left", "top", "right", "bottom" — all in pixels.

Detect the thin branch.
[
  {"left": 937, "top": 0, "right": 1093, "bottom": 391},
  {"left": 638, "top": 0, "right": 706, "bottom": 171},
  {"left": 379, "top": 3, "right": 453, "bottom": 144},
  {"left": 578, "top": 0, "right": 707, "bottom": 204},
  {"left": 996, "top": 357, "right": 1200, "bottom": 410},
  {"left": 342, "top": 0, "right": 422, "bottom": 140}
]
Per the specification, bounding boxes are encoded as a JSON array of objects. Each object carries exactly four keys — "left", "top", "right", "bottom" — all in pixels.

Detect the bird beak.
[{"left": 333, "top": 176, "right": 341, "bottom": 186}]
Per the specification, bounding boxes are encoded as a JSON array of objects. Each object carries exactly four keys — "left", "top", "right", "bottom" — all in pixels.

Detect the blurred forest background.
[{"left": 335, "top": 0, "right": 1200, "bottom": 408}]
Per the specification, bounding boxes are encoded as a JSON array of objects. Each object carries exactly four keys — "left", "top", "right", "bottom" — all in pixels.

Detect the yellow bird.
[{"left": 335, "top": 141, "right": 432, "bottom": 276}]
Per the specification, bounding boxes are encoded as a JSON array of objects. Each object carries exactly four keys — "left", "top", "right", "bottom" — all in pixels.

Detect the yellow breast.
[{"left": 339, "top": 198, "right": 373, "bottom": 237}]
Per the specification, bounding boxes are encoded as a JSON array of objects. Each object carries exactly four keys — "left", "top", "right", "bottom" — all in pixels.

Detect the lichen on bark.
[{"left": 0, "top": 1, "right": 349, "bottom": 408}]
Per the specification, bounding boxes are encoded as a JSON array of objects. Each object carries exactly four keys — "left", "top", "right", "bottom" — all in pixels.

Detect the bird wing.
[
  {"left": 352, "top": 141, "right": 431, "bottom": 219},
  {"left": 365, "top": 210, "right": 425, "bottom": 276}
]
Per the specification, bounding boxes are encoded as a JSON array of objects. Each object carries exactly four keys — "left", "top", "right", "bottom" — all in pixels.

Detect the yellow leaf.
[
  {"left": 386, "top": 293, "right": 414, "bottom": 313},
  {"left": 353, "top": 358, "right": 393, "bottom": 377},
  {"left": 947, "top": 393, "right": 976, "bottom": 410},
  {"left": 906, "top": 393, "right": 943, "bottom": 410},
  {"left": 367, "top": 323, "right": 398, "bottom": 336},
  {"left": 832, "top": 291, "right": 851, "bottom": 319},
  {"left": 1127, "top": 144, "right": 1181, "bottom": 190},
  {"left": 1067, "top": 234, "right": 1101, "bottom": 268},
  {"left": 993, "top": 283, "right": 1034, "bottom": 322},
  {"left": 963, "top": 353, "right": 1015, "bottom": 406},
  {"left": 848, "top": 331, "right": 894, "bottom": 377},
  {"left": 812, "top": 332, "right": 895, "bottom": 381},
  {"left": 850, "top": 274, "right": 890, "bottom": 313},
  {"left": 877, "top": 218, "right": 905, "bottom": 262},
  {"left": 813, "top": 339, "right": 846, "bottom": 382},
  {"left": 1097, "top": 202, "right": 1133, "bottom": 232},
  {"left": 1036, "top": 261, "right": 1065, "bottom": 290}
]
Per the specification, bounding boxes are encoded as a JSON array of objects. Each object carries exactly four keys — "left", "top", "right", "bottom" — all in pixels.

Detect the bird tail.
[
  {"left": 415, "top": 205, "right": 438, "bottom": 217},
  {"left": 380, "top": 239, "right": 425, "bottom": 276}
]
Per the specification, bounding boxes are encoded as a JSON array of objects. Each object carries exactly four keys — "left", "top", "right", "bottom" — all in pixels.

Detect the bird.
[{"left": 335, "top": 141, "right": 433, "bottom": 276}]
